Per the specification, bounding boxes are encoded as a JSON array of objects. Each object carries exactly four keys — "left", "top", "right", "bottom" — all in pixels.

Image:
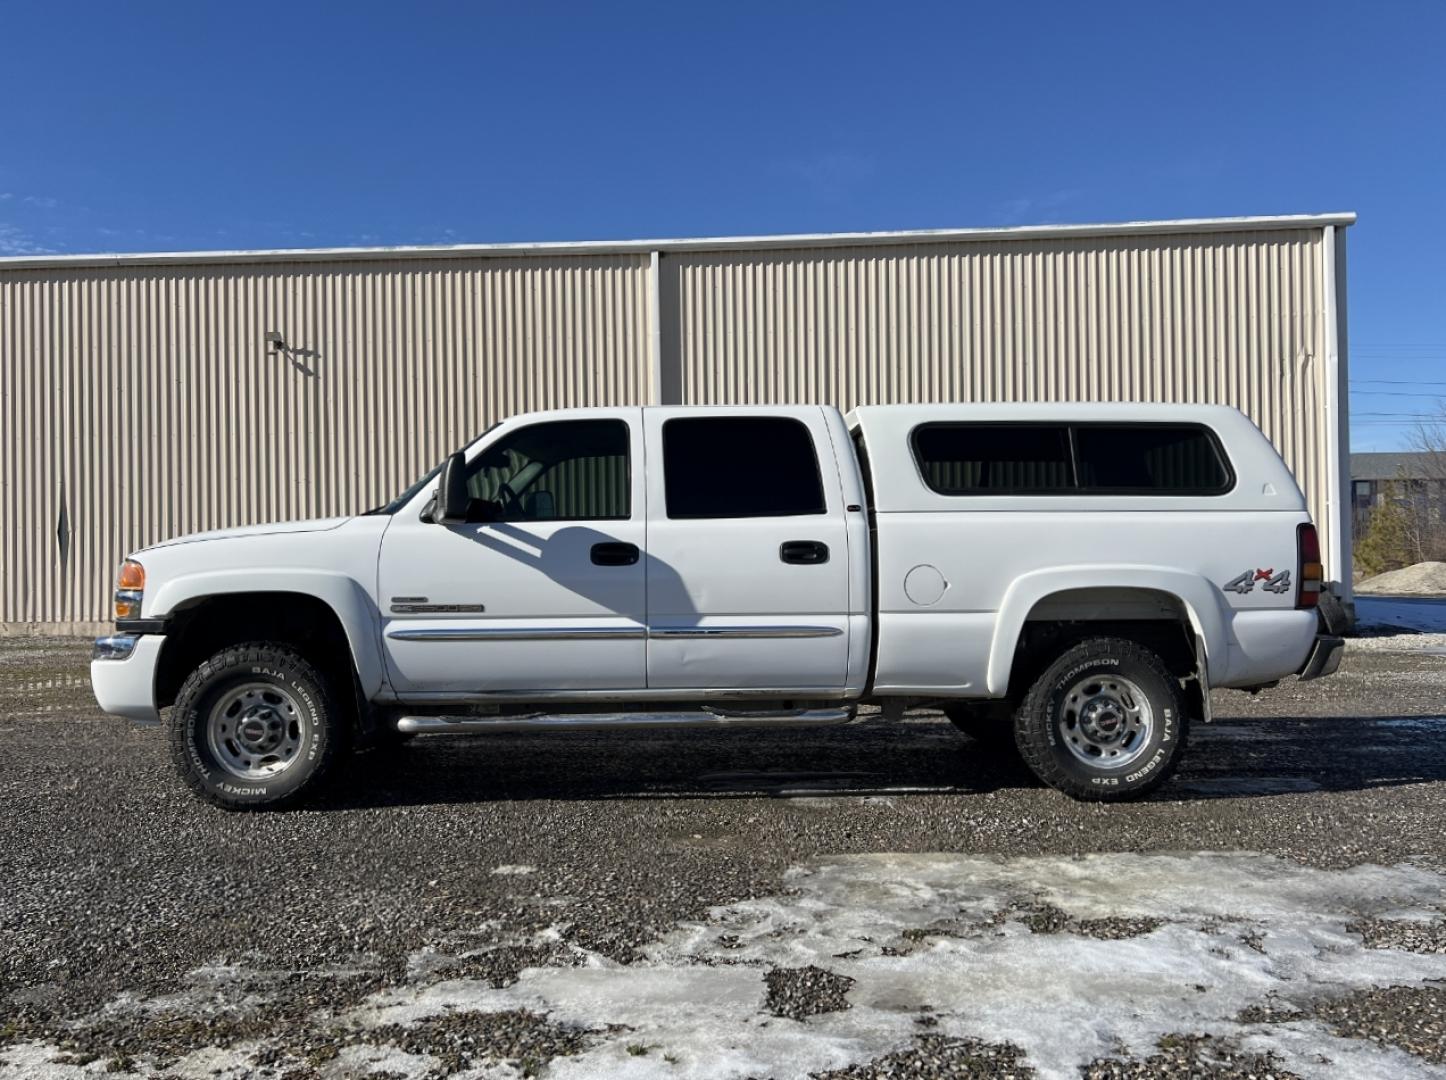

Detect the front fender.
[
  {"left": 148, "top": 570, "right": 386, "bottom": 700},
  {"left": 985, "top": 565, "right": 1229, "bottom": 696}
]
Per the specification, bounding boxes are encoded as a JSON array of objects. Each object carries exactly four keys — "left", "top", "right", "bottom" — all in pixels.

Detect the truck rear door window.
[
  {"left": 1074, "top": 425, "right": 1233, "bottom": 494},
  {"left": 911, "top": 424, "right": 1074, "bottom": 494},
  {"left": 663, "top": 416, "right": 826, "bottom": 518}
]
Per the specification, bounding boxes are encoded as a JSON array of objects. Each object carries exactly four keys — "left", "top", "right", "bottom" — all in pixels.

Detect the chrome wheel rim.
[
  {"left": 1057, "top": 673, "right": 1154, "bottom": 769},
  {"left": 206, "top": 682, "right": 307, "bottom": 780}
]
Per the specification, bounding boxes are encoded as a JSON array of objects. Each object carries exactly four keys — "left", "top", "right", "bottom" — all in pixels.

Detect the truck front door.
[
  {"left": 377, "top": 410, "right": 647, "bottom": 695},
  {"left": 642, "top": 407, "right": 851, "bottom": 692}
]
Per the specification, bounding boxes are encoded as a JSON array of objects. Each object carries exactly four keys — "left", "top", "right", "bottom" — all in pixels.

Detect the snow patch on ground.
[
  {"left": 1355, "top": 596, "right": 1446, "bottom": 636},
  {"left": 348, "top": 852, "right": 1446, "bottom": 1080},
  {"left": 9, "top": 854, "right": 1446, "bottom": 1078}
]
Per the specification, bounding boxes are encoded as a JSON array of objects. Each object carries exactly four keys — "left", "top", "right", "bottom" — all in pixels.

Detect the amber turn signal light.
[
  {"left": 114, "top": 560, "right": 145, "bottom": 620},
  {"left": 117, "top": 560, "right": 145, "bottom": 590}
]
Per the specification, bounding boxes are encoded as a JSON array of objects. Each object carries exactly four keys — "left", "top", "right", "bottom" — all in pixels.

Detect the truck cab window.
[
  {"left": 465, "top": 418, "right": 630, "bottom": 521},
  {"left": 663, "top": 416, "right": 826, "bottom": 519}
]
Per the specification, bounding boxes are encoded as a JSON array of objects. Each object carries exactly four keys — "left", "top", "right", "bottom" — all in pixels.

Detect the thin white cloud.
[
  {"left": 22, "top": 194, "right": 58, "bottom": 209},
  {"left": 781, "top": 150, "right": 879, "bottom": 202},
  {"left": 996, "top": 196, "right": 1034, "bottom": 223},
  {"left": 994, "top": 187, "right": 1084, "bottom": 225},
  {"left": 0, "top": 223, "right": 53, "bottom": 255}
]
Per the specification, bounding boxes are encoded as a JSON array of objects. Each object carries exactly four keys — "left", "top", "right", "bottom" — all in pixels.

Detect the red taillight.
[{"left": 1297, "top": 523, "right": 1322, "bottom": 609}]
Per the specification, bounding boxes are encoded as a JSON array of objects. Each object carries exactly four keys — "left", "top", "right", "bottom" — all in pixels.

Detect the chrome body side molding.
[
  {"left": 386, "top": 626, "right": 646, "bottom": 642},
  {"left": 386, "top": 624, "right": 843, "bottom": 643},
  {"left": 648, "top": 625, "right": 844, "bottom": 639}
]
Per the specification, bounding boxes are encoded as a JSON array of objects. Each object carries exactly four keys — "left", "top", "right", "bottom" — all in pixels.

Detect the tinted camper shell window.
[{"left": 910, "top": 422, "right": 1235, "bottom": 497}]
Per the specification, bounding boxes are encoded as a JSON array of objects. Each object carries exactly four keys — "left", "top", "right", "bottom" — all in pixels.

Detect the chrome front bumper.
[{"left": 1296, "top": 634, "right": 1344, "bottom": 682}]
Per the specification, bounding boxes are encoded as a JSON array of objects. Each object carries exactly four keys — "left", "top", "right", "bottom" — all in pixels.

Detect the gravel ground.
[
  {"left": 764, "top": 966, "right": 856, "bottom": 1020},
  {"left": 1082, "top": 1034, "right": 1300, "bottom": 1079},
  {"left": 815, "top": 1034, "right": 1035, "bottom": 1078},
  {"left": 1, "top": 630, "right": 1445, "bottom": 1078}
]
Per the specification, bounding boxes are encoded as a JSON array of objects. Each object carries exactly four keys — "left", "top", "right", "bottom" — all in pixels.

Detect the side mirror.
[{"left": 435, "top": 452, "right": 470, "bottom": 523}]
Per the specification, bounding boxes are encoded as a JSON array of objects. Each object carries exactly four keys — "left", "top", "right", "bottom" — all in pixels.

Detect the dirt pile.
[{"left": 1356, "top": 561, "right": 1446, "bottom": 595}]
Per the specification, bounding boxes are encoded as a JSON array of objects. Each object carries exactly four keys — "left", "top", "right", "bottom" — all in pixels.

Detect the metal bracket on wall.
[{"left": 55, "top": 480, "right": 70, "bottom": 567}]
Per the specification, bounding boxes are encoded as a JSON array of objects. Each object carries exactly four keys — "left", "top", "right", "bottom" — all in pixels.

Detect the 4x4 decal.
[{"left": 1223, "top": 568, "right": 1292, "bottom": 595}]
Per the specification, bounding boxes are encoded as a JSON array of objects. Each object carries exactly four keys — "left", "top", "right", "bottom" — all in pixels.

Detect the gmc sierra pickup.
[{"left": 91, "top": 402, "right": 1343, "bottom": 808}]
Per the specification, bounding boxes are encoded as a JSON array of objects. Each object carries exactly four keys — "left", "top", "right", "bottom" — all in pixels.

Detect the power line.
[
  {"left": 1350, "top": 412, "right": 1440, "bottom": 419},
  {"left": 1350, "top": 379, "right": 1446, "bottom": 387},
  {"left": 1347, "top": 393, "right": 1446, "bottom": 401}
]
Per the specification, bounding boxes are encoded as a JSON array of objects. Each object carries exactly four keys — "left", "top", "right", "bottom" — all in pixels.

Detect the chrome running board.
[{"left": 396, "top": 706, "right": 857, "bottom": 735}]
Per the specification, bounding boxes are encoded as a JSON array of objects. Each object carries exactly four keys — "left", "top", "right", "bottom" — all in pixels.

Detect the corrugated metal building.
[{"left": 0, "top": 213, "right": 1354, "bottom": 633}]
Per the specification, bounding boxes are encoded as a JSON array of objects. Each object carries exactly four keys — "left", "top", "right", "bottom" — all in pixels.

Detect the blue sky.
[{"left": 2, "top": 1, "right": 1442, "bottom": 449}]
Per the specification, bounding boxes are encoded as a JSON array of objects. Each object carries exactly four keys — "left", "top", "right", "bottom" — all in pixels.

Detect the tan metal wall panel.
[
  {"left": 0, "top": 255, "right": 651, "bottom": 627},
  {"left": 1, "top": 225, "right": 1342, "bottom": 630},
  {"left": 668, "top": 229, "right": 1335, "bottom": 570}
]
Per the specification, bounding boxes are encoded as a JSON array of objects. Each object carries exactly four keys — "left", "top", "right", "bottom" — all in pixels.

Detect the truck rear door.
[{"left": 642, "top": 406, "right": 852, "bottom": 692}]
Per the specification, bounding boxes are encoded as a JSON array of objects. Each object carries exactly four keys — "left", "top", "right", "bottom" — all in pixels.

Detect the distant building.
[{"left": 1351, "top": 451, "right": 1446, "bottom": 536}]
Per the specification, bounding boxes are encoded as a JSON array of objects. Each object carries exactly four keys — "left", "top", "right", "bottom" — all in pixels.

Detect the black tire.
[
  {"left": 168, "top": 642, "right": 347, "bottom": 810},
  {"left": 1014, "top": 637, "right": 1187, "bottom": 802},
  {"left": 943, "top": 702, "right": 1017, "bottom": 749}
]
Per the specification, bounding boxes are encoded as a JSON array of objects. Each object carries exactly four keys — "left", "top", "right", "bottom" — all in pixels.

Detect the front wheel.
[
  {"left": 168, "top": 643, "right": 346, "bottom": 810},
  {"left": 1014, "top": 637, "right": 1188, "bottom": 802}
]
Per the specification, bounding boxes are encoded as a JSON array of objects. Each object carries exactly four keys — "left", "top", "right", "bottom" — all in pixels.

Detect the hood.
[{"left": 140, "top": 516, "right": 352, "bottom": 551}]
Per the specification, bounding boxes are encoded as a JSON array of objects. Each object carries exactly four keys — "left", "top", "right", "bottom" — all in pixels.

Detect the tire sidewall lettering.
[
  {"left": 1030, "top": 643, "right": 1186, "bottom": 797},
  {"left": 176, "top": 650, "right": 332, "bottom": 806}
]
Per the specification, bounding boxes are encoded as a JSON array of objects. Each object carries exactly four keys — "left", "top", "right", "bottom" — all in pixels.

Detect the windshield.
[
  {"left": 363, "top": 461, "right": 445, "bottom": 516},
  {"left": 363, "top": 424, "right": 499, "bottom": 515}
]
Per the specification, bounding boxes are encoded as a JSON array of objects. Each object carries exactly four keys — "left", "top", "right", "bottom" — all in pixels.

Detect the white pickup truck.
[{"left": 92, "top": 403, "right": 1343, "bottom": 808}]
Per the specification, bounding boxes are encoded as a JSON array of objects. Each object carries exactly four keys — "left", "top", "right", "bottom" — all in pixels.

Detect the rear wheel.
[
  {"left": 168, "top": 642, "right": 346, "bottom": 810},
  {"left": 1014, "top": 636, "right": 1187, "bottom": 801},
  {"left": 943, "top": 702, "right": 1017, "bottom": 749}
]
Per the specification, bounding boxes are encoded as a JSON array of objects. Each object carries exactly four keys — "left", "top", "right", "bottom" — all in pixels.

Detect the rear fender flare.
[{"left": 986, "top": 566, "right": 1228, "bottom": 696}]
